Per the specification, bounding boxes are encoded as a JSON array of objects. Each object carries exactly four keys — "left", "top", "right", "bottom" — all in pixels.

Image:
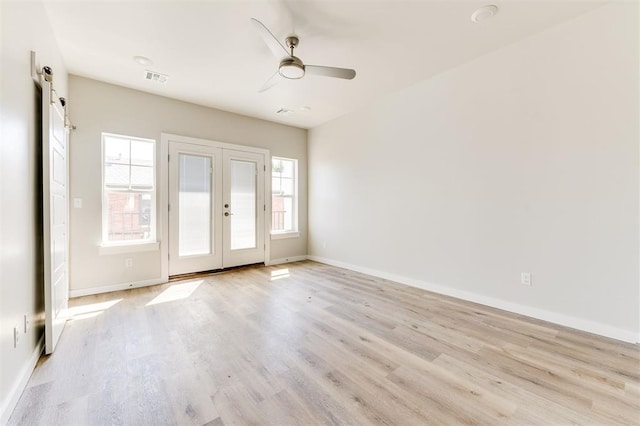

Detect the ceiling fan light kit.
[
  {"left": 251, "top": 18, "right": 356, "bottom": 92},
  {"left": 279, "top": 58, "right": 305, "bottom": 79}
]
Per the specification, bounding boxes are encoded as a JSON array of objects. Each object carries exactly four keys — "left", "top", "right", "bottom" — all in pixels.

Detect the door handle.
[{"left": 224, "top": 212, "right": 233, "bottom": 217}]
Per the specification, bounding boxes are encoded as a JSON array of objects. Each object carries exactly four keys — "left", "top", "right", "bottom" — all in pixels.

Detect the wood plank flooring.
[{"left": 9, "top": 261, "right": 640, "bottom": 425}]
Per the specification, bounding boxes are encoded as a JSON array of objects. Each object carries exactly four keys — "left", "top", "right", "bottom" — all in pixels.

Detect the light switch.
[{"left": 73, "top": 198, "right": 83, "bottom": 208}]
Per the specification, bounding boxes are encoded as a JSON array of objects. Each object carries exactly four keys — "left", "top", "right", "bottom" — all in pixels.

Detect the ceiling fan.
[{"left": 251, "top": 18, "right": 356, "bottom": 93}]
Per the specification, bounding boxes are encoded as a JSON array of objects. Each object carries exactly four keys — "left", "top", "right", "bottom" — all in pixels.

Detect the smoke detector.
[
  {"left": 144, "top": 70, "right": 169, "bottom": 84},
  {"left": 133, "top": 56, "right": 153, "bottom": 66},
  {"left": 471, "top": 5, "right": 498, "bottom": 23}
]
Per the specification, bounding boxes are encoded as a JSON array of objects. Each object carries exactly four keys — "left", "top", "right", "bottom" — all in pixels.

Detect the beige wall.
[
  {"left": 0, "top": 1, "right": 68, "bottom": 421},
  {"left": 308, "top": 4, "right": 639, "bottom": 341},
  {"left": 68, "top": 76, "right": 307, "bottom": 294}
]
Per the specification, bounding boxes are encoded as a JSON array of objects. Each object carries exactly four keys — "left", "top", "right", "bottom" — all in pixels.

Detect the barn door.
[{"left": 42, "top": 78, "right": 69, "bottom": 354}]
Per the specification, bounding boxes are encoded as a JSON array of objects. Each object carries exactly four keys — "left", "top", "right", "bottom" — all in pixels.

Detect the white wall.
[
  {"left": 0, "top": 1, "right": 68, "bottom": 421},
  {"left": 68, "top": 76, "right": 307, "bottom": 294},
  {"left": 308, "top": 3, "right": 639, "bottom": 341}
]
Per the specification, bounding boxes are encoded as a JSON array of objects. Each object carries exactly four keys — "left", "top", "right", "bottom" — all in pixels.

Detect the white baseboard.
[
  {"left": 0, "top": 334, "right": 44, "bottom": 425},
  {"left": 266, "top": 255, "right": 308, "bottom": 266},
  {"left": 308, "top": 255, "right": 639, "bottom": 344},
  {"left": 69, "top": 277, "right": 166, "bottom": 298}
]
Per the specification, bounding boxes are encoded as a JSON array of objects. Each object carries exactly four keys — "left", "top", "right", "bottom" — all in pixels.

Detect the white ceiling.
[{"left": 43, "top": 1, "right": 603, "bottom": 129}]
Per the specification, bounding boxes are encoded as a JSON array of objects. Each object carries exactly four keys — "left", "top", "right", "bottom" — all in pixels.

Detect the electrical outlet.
[
  {"left": 521, "top": 272, "right": 532, "bottom": 286},
  {"left": 24, "top": 314, "right": 29, "bottom": 333},
  {"left": 13, "top": 326, "right": 19, "bottom": 348},
  {"left": 125, "top": 258, "right": 133, "bottom": 268}
]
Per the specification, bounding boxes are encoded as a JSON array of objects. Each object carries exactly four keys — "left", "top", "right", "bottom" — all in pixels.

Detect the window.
[
  {"left": 102, "top": 133, "right": 156, "bottom": 245},
  {"left": 271, "top": 157, "right": 298, "bottom": 236}
]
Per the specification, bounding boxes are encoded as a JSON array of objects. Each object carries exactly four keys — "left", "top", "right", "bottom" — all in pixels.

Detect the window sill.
[
  {"left": 99, "top": 241, "right": 159, "bottom": 255},
  {"left": 270, "top": 232, "right": 300, "bottom": 240}
]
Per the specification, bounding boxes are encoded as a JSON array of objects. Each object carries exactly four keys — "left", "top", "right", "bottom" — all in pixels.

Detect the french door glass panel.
[
  {"left": 222, "top": 150, "right": 265, "bottom": 268},
  {"left": 168, "top": 142, "right": 221, "bottom": 276},
  {"left": 230, "top": 160, "right": 257, "bottom": 250},
  {"left": 179, "top": 154, "right": 212, "bottom": 256}
]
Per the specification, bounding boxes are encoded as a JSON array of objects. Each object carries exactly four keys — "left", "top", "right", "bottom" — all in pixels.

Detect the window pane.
[
  {"left": 271, "top": 196, "right": 293, "bottom": 232},
  {"left": 131, "top": 140, "right": 154, "bottom": 166},
  {"left": 230, "top": 160, "right": 256, "bottom": 250},
  {"left": 105, "top": 191, "right": 152, "bottom": 241},
  {"left": 272, "top": 159, "right": 283, "bottom": 173},
  {"left": 178, "top": 154, "right": 212, "bottom": 256},
  {"left": 271, "top": 157, "right": 297, "bottom": 233},
  {"left": 104, "top": 163, "right": 130, "bottom": 186},
  {"left": 131, "top": 165, "right": 154, "bottom": 187},
  {"left": 104, "top": 137, "right": 130, "bottom": 164},
  {"left": 281, "top": 159, "right": 293, "bottom": 178},
  {"left": 140, "top": 194, "right": 152, "bottom": 226},
  {"left": 272, "top": 177, "right": 281, "bottom": 194},
  {"left": 281, "top": 177, "right": 293, "bottom": 196},
  {"left": 272, "top": 195, "right": 285, "bottom": 231},
  {"left": 283, "top": 197, "right": 293, "bottom": 231}
]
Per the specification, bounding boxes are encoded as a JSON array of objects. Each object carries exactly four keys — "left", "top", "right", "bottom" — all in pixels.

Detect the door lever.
[{"left": 224, "top": 212, "right": 233, "bottom": 217}]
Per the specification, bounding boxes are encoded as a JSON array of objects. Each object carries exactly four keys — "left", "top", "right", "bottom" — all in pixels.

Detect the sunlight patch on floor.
[
  {"left": 71, "top": 311, "right": 104, "bottom": 320},
  {"left": 67, "top": 299, "right": 122, "bottom": 320},
  {"left": 146, "top": 280, "right": 203, "bottom": 306},
  {"left": 270, "top": 268, "right": 290, "bottom": 281}
]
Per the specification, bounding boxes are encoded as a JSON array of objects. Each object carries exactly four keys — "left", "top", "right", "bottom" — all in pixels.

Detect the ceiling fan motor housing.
[{"left": 285, "top": 36, "right": 299, "bottom": 50}]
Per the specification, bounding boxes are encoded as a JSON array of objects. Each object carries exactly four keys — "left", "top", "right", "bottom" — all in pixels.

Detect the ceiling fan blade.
[
  {"left": 258, "top": 71, "right": 281, "bottom": 93},
  {"left": 251, "top": 18, "right": 290, "bottom": 59},
  {"left": 305, "top": 65, "right": 356, "bottom": 80}
]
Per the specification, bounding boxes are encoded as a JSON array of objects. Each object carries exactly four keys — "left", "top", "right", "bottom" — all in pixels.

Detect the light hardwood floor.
[{"left": 9, "top": 261, "right": 640, "bottom": 425}]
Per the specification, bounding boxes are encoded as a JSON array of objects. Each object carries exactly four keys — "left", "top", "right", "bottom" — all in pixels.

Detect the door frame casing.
[{"left": 159, "top": 133, "right": 271, "bottom": 281}]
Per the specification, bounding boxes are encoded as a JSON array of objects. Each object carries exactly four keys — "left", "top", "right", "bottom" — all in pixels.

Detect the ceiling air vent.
[{"left": 144, "top": 70, "right": 169, "bottom": 84}]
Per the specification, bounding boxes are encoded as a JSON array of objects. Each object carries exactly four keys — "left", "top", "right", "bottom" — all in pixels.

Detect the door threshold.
[{"left": 169, "top": 262, "right": 265, "bottom": 282}]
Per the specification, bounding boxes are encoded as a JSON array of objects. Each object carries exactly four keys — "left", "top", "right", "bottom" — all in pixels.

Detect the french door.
[{"left": 168, "top": 141, "right": 265, "bottom": 275}]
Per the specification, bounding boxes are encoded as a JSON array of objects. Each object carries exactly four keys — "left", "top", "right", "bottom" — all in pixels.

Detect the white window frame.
[
  {"left": 100, "top": 133, "right": 157, "bottom": 251},
  {"left": 271, "top": 156, "right": 299, "bottom": 239}
]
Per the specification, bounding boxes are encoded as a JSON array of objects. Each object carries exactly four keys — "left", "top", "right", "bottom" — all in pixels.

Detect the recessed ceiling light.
[
  {"left": 471, "top": 5, "right": 498, "bottom": 23},
  {"left": 133, "top": 56, "right": 153, "bottom": 66}
]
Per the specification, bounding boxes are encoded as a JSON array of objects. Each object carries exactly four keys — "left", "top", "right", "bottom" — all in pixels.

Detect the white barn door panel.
[{"left": 42, "top": 79, "right": 69, "bottom": 354}]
